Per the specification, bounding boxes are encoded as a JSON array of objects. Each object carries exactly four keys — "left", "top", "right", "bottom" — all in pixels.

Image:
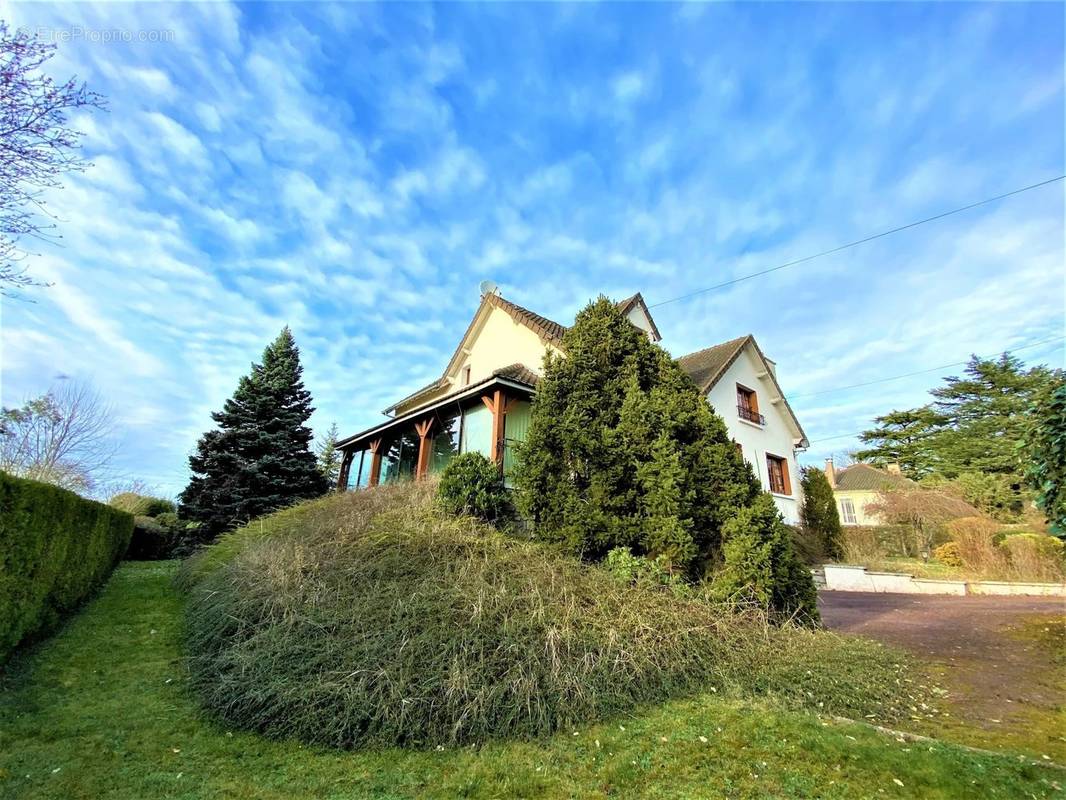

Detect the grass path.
[{"left": 1, "top": 562, "right": 1062, "bottom": 800}]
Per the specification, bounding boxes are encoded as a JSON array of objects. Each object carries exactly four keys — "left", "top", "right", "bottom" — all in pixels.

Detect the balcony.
[{"left": 737, "top": 404, "right": 765, "bottom": 426}]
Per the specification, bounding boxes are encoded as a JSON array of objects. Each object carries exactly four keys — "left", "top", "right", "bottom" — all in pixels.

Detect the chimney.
[
  {"left": 824, "top": 458, "right": 836, "bottom": 488},
  {"left": 886, "top": 462, "right": 902, "bottom": 476}
]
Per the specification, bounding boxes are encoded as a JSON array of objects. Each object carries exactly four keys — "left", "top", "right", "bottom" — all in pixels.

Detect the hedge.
[{"left": 0, "top": 471, "right": 133, "bottom": 662}]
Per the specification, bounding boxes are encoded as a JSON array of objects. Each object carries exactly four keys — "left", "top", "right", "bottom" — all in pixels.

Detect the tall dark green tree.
[
  {"left": 799, "top": 466, "right": 843, "bottom": 560},
  {"left": 855, "top": 407, "right": 946, "bottom": 479},
  {"left": 179, "top": 328, "right": 327, "bottom": 541},
  {"left": 857, "top": 354, "right": 1063, "bottom": 495},
  {"left": 513, "top": 297, "right": 817, "bottom": 623}
]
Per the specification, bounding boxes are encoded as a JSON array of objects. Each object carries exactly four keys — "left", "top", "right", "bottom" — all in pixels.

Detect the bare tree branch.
[
  {"left": 0, "top": 380, "right": 119, "bottom": 493},
  {"left": 0, "top": 22, "right": 106, "bottom": 297}
]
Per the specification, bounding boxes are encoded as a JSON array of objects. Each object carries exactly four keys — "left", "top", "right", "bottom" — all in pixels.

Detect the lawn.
[{"left": 1, "top": 562, "right": 1062, "bottom": 800}]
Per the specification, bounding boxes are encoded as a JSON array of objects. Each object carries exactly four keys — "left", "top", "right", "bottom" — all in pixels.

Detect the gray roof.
[
  {"left": 677, "top": 335, "right": 750, "bottom": 392},
  {"left": 834, "top": 464, "right": 913, "bottom": 492}
]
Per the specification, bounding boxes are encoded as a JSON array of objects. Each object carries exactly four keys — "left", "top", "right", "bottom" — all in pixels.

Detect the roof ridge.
[{"left": 678, "top": 334, "right": 750, "bottom": 362}]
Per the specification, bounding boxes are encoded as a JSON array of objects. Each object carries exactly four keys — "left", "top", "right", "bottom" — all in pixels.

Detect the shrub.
[
  {"left": 513, "top": 297, "right": 817, "bottom": 622},
  {"left": 799, "top": 466, "right": 843, "bottom": 560},
  {"left": 840, "top": 526, "right": 885, "bottom": 563},
  {"left": 436, "top": 452, "right": 510, "bottom": 523},
  {"left": 1000, "top": 533, "right": 1065, "bottom": 582},
  {"left": 604, "top": 546, "right": 689, "bottom": 595},
  {"left": 0, "top": 471, "right": 133, "bottom": 661},
  {"left": 126, "top": 516, "right": 179, "bottom": 560},
  {"left": 932, "top": 541, "right": 963, "bottom": 567},
  {"left": 182, "top": 483, "right": 917, "bottom": 749},
  {"left": 108, "top": 492, "right": 176, "bottom": 517},
  {"left": 946, "top": 516, "right": 1009, "bottom": 576},
  {"left": 712, "top": 494, "right": 819, "bottom": 625}
]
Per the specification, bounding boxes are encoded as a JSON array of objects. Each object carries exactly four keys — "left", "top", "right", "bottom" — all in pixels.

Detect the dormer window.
[
  {"left": 736, "top": 384, "right": 763, "bottom": 425},
  {"left": 462, "top": 366, "right": 471, "bottom": 386}
]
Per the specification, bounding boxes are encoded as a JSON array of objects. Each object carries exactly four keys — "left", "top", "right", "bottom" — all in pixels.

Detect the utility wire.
[
  {"left": 788, "top": 334, "right": 1065, "bottom": 399},
  {"left": 648, "top": 175, "right": 1066, "bottom": 309},
  {"left": 803, "top": 335, "right": 1065, "bottom": 445}
]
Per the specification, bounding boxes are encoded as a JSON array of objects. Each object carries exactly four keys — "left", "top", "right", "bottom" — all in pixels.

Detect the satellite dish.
[{"left": 479, "top": 279, "right": 499, "bottom": 297}]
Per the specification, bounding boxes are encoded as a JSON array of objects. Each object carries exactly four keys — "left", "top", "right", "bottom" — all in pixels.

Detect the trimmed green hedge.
[{"left": 0, "top": 471, "right": 133, "bottom": 662}]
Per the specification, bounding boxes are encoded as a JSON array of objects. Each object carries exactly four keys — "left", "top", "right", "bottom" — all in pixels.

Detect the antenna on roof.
[{"left": 478, "top": 280, "right": 499, "bottom": 297}]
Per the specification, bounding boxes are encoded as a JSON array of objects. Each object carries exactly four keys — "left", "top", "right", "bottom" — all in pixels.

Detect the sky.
[{"left": 0, "top": 2, "right": 1063, "bottom": 497}]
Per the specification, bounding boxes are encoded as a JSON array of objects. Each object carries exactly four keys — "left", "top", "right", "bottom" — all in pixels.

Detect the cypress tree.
[
  {"left": 179, "top": 328, "right": 327, "bottom": 542},
  {"left": 513, "top": 297, "right": 818, "bottom": 622},
  {"left": 799, "top": 465, "right": 844, "bottom": 560}
]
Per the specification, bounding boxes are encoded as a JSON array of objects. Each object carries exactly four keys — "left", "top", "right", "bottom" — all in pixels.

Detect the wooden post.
[
  {"left": 481, "top": 389, "right": 509, "bottom": 469},
  {"left": 414, "top": 419, "right": 434, "bottom": 480},
  {"left": 337, "top": 450, "right": 353, "bottom": 491},
  {"left": 368, "top": 438, "right": 383, "bottom": 487}
]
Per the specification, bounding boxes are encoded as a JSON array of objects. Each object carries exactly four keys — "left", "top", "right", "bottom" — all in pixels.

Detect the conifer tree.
[
  {"left": 316, "top": 422, "right": 342, "bottom": 488},
  {"left": 179, "top": 328, "right": 327, "bottom": 542},
  {"left": 800, "top": 465, "right": 844, "bottom": 560},
  {"left": 513, "top": 297, "right": 817, "bottom": 622}
]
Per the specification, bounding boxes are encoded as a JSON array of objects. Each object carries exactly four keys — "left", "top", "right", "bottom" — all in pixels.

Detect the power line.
[
  {"left": 788, "top": 334, "right": 1065, "bottom": 399},
  {"left": 648, "top": 175, "right": 1066, "bottom": 309},
  {"left": 803, "top": 335, "right": 1065, "bottom": 446}
]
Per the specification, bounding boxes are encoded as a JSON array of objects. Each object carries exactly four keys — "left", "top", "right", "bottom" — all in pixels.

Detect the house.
[
  {"left": 824, "top": 459, "right": 912, "bottom": 526},
  {"left": 335, "top": 288, "right": 810, "bottom": 523}
]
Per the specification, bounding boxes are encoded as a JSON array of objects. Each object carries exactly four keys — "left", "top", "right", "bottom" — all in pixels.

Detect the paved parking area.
[{"left": 819, "top": 590, "right": 1066, "bottom": 759}]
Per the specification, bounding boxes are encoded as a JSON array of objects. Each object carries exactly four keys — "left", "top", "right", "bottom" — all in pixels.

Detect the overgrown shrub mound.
[{"left": 182, "top": 483, "right": 925, "bottom": 749}]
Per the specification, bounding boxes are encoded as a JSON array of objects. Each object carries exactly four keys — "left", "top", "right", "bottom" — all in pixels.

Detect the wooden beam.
[
  {"left": 415, "top": 418, "right": 435, "bottom": 479},
  {"left": 490, "top": 388, "right": 505, "bottom": 467},
  {"left": 368, "top": 437, "right": 383, "bottom": 487},
  {"left": 336, "top": 450, "right": 353, "bottom": 491}
]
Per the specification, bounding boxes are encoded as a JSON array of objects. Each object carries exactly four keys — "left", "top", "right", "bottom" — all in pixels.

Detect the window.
[
  {"left": 462, "top": 366, "right": 472, "bottom": 386},
  {"left": 460, "top": 402, "right": 493, "bottom": 458},
  {"left": 429, "top": 410, "right": 461, "bottom": 474},
  {"left": 502, "top": 399, "right": 531, "bottom": 486},
  {"left": 765, "top": 453, "right": 791, "bottom": 495},
  {"left": 736, "top": 384, "right": 763, "bottom": 425},
  {"left": 733, "top": 440, "right": 743, "bottom": 458},
  {"left": 840, "top": 498, "right": 857, "bottom": 525}
]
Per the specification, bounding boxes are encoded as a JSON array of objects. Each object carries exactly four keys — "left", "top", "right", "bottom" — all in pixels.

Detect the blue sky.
[{"left": 1, "top": 2, "right": 1063, "bottom": 497}]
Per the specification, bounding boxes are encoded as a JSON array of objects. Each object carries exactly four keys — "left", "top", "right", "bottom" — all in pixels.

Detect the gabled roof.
[
  {"left": 678, "top": 335, "right": 809, "bottom": 448},
  {"left": 834, "top": 464, "right": 914, "bottom": 492},
  {"left": 677, "top": 336, "right": 749, "bottom": 393},
  {"left": 616, "top": 292, "right": 662, "bottom": 342},
  {"left": 385, "top": 291, "right": 653, "bottom": 415}
]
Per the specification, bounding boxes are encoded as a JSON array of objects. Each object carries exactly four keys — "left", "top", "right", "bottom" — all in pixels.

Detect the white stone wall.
[{"left": 823, "top": 564, "right": 1066, "bottom": 597}]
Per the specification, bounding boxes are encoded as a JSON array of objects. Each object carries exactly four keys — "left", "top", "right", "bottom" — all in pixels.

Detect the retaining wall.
[{"left": 822, "top": 564, "right": 1066, "bottom": 597}]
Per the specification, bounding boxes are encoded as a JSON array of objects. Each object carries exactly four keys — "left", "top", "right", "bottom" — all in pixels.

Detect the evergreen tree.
[
  {"left": 513, "top": 297, "right": 817, "bottom": 622},
  {"left": 799, "top": 466, "right": 844, "bottom": 560},
  {"left": 857, "top": 354, "right": 1063, "bottom": 510},
  {"left": 855, "top": 407, "right": 946, "bottom": 479},
  {"left": 179, "top": 328, "right": 327, "bottom": 542},
  {"left": 316, "top": 422, "right": 342, "bottom": 488},
  {"left": 1022, "top": 382, "right": 1066, "bottom": 537}
]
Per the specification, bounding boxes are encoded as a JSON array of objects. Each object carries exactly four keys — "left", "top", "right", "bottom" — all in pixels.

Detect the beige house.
[
  {"left": 336, "top": 288, "right": 808, "bottom": 521},
  {"left": 825, "top": 459, "right": 913, "bottom": 526}
]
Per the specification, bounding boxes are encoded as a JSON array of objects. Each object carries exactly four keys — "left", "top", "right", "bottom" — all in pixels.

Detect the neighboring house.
[
  {"left": 335, "top": 289, "right": 809, "bottom": 523},
  {"left": 825, "top": 459, "right": 913, "bottom": 526}
]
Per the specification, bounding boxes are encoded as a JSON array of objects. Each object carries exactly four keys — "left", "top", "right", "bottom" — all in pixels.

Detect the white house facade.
[
  {"left": 680, "top": 336, "right": 809, "bottom": 524},
  {"left": 336, "top": 289, "right": 808, "bottom": 525}
]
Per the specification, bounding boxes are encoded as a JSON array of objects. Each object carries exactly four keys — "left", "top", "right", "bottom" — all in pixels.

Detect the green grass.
[{"left": 1, "top": 562, "right": 1061, "bottom": 799}]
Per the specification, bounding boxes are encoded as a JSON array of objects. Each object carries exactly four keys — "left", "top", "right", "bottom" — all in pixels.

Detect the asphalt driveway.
[{"left": 819, "top": 590, "right": 1066, "bottom": 760}]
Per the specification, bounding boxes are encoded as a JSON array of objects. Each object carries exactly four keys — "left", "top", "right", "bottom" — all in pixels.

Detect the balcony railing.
[{"left": 737, "top": 404, "right": 765, "bottom": 426}]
